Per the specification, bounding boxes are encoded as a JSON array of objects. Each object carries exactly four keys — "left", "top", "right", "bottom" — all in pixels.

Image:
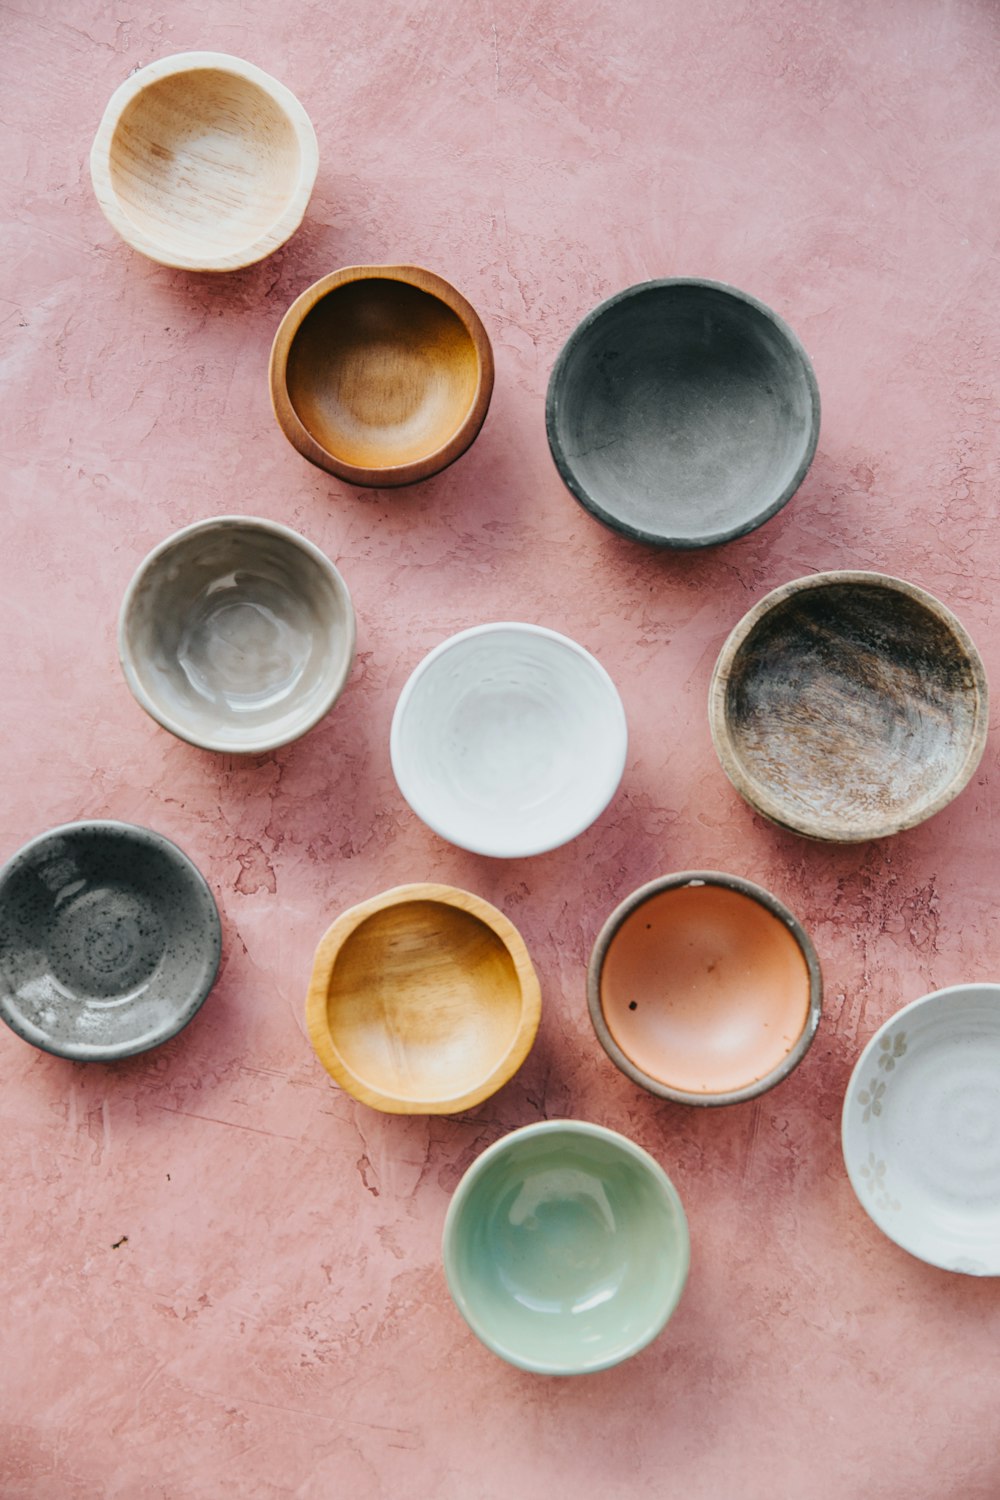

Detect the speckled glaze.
[
  {"left": 119, "top": 516, "right": 356, "bottom": 754},
  {"left": 0, "top": 822, "right": 222, "bottom": 1061},
  {"left": 546, "top": 279, "right": 820, "bottom": 548},
  {"left": 442, "top": 1120, "right": 690, "bottom": 1375}
]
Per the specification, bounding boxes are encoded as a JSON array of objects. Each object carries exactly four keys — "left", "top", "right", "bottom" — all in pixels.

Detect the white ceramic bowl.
[
  {"left": 841, "top": 983, "right": 1000, "bottom": 1276},
  {"left": 390, "top": 623, "right": 628, "bottom": 858}
]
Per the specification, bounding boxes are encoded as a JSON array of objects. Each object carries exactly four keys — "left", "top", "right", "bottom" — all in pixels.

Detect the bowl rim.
[
  {"left": 0, "top": 819, "right": 222, "bottom": 1062},
  {"left": 90, "top": 51, "right": 319, "bottom": 273},
  {"left": 268, "top": 263, "right": 496, "bottom": 487},
  {"left": 708, "top": 569, "right": 990, "bottom": 842},
  {"left": 441, "top": 1118, "right": 691, "bottom": 1374},
  {"left": 389, "top": 621, "right": 629, "bottom": 857},
  {"left": 305, "top": 882, "right": 542, "bottom": 1114},
  {"left": 587, "top": 871, "right": 823, "bottom": 1106},
  {"left": 840, "top": 981, "right": 1000, "bottom": 1275},
  {"left": 117, "top": 513, "right": 357, "bottom": 755},
  {"left": 545, "top": 276, "right": 821, "bottom": 549}
]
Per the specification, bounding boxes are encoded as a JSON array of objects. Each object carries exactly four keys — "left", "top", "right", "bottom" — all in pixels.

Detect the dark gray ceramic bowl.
[
  {"left": 546, "top": 279, "right": 820, "bottom": 548},
  {"left": 0, "top": 821, "right": 222, "bottom": 1061}
]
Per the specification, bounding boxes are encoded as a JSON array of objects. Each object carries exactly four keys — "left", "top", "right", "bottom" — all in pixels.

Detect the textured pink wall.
[{"left": 3, "top": 1, "right": 1000, "bottom": 1496}]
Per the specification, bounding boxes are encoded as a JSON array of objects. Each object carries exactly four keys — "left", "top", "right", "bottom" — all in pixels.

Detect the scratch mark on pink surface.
[{"left": 151, "top": 1105, "right": 299, "bottom": 1143}]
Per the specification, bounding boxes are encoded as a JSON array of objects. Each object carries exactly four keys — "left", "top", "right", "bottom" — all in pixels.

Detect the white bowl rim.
[
  {"left": 389, "top": 621, "right": 629, "bottom": 858},
  {"left": 90, "top": 50, "right": 319, "bottom": 272},
  {"left": 117, "top": 514, "right": 357, "bottom": 755},
  {"left": 441, "top": 1118, "right": 691, "bottom": 1374}
]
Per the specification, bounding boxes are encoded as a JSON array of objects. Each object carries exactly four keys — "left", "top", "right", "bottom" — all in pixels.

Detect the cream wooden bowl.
[
  {"left": 306, "top": 885, "right": 541, "bottom": 1114},
  {"left": 90, "top": 52, "right": 318, "bottom": 272}
]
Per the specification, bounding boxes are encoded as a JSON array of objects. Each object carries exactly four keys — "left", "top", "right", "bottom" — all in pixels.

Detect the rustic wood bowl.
[
  {"left": 90, "top": 52, "right": 318, "bottom": 272},
  {"left": 306, "top": 884, "right": 541, "bottom": 1114},
  {"left": 269, "top": 266, "right": 494, "bottom": 486},
  {"left": 709, "top": 572, "right": 989, "bottom": 842}
]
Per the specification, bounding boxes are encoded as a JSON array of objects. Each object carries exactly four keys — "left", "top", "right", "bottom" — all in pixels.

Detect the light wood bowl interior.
[
  {"left": 91, "top": 52, "right": 318, "bottom": 271},
  {"left": 270, "top": 266, "right": 494, "bottom": 486},
  {"left": 306, "top": 885, "right": 541, "bottom": 1113}
]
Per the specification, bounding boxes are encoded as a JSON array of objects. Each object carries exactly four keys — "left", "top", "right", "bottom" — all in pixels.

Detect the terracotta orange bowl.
[{"left": 588, "top": 872, "right": 822, "bottom": 1106}]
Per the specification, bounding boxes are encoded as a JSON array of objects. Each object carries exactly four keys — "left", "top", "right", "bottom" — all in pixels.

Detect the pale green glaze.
[{"left": 442, "top": 1120, "right": 689, "bottom": 1374}]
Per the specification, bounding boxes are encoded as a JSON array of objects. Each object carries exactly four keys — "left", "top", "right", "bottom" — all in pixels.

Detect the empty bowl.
[
  {"left": 709, "top": 571, "right": 989, "bottom": 842},
  {"left": 442, "top": 1119, "right": 690, "bottom": 1373},
  {"left": 119, "top": 516, "right": 356, "bottom": 754},
  {"left": 90, "top": 52, "right": 319, "bottom": 271},
  {"left": 588, "top": 873, "right": 822, "bottom": 1105},
  {"left": 546, "top": 278, "right": 820, "bottom": 547},
  {"left": 305, "top": 884, "right": 541, "bottom": 1114},
  {"left": 390, "top": 622, "right": 628, "bottom": 857},
  {"left": 269, "top": 265, "right": 495, "bottom": 486},
  {"left": 0, "top": 821, "right": 221, "bottom": 1061}
]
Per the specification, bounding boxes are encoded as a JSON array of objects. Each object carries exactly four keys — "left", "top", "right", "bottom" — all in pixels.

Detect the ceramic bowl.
[
  {"left": 390, "top": 623, "right": 628, "bottom": 857},
  {"left": 119, "top": 516, "right": 356, "bottom": 755},
  {"left": 306, "top": 884, "right": 541, "bottom": 1114},
  {"left": 546, "top": 278, "right": 819, "bottom": 548},
  {"left": 269, "top": 265, "right": 495, "bottom": 486},
  {"left": 709, "top": 571, "right": 989, "bottom": 842},
  {"left": 0, "top": 821, "right": 221, "bottom": 1061},
  {"left": 90, "top": 52, "right": 318, "bottom": 272},
  {"left": 842, "top": 983, "right": 1000, "bottom": 1276},
  {"left": 588, "top": 872, "right": 822, "bottom": 1106},
  {"left": 443, "top": 1119, "right": 690, "bottom": 1373}
]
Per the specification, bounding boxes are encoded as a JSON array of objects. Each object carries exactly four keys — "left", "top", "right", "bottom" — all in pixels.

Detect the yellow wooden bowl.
[{"left": 306, "top": 884, "right": 541, "bottom": 1113}]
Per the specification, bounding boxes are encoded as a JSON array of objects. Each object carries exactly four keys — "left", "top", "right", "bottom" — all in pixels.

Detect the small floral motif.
[
  {"left": 858, "top": 1077, "right": 886, "bottom": 1122},
  {"left": 878, "top": 1031, "right": 907, "bottom": 1072},
  {"left": 858, "top": 1153, "right": 901, "bottom": 1213}
]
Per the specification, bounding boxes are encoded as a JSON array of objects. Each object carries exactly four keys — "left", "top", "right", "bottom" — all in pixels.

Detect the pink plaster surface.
[{"left": 2, "top": 1, "right": 1000, "bottom": 1495}]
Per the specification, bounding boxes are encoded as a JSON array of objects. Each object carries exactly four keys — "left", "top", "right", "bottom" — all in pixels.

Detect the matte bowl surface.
[
  {"left": 443, "top": 1120, "right": 690, "bottom": 1374},
  {"left": 0, "top": 822, "right": 221, "bottom": 1061}
]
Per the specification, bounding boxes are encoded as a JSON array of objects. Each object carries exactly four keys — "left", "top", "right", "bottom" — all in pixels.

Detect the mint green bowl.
[{"left": 442, "top": 1120, "right": 690, "bottom": 1374}]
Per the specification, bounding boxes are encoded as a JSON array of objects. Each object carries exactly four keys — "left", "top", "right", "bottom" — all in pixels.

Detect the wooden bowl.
[
  {"left": 269, "top": 266, "right": 494, "bottom": 486},
  {"left": 709, "top": 572, "right": 989, "bottom": 842},
  {"left": 90, "top": 52, "right": 318, "bottom": 272},
  {"left": 546, "top": 279, "right": 819, "bottom": 547},
  {"left": 588, "top": 873, "right": 822, "bottom": 1106},
  {"left": 306, "top": 884, "right": 541, "bottom": 1114}
]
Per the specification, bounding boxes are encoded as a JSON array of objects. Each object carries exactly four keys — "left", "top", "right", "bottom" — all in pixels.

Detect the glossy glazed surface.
[
  {"left": 443, "top": 1121, "right": 689, "bottom": 1373},
  {"left": 0, "top": 822, "right": 221, "bottom": 1060}
]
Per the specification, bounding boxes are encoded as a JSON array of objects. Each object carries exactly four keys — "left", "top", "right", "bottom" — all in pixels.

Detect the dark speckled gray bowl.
[
  {"left": 546, "top": 279, "right": 820, "bottom": 549},
  {"left": 0, "top": 821, "right": 222, "bottom": 1061}
]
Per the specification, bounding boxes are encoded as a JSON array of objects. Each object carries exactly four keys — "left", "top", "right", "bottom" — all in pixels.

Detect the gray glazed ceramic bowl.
[
  {"left": 546, "top": 278, "right": 820, "bottom": 548},
  {"left": 0, "top": 821, "right": 221, "bottom": 1061},
  {"left": 442, "top": 1119, "right": 690, "bottom": 1375},
  {"left": 119, "top": 516, "right": 356, "bottom": 754}
]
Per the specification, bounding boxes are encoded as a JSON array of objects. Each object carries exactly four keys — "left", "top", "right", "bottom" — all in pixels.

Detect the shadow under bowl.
[
  {"left": 90, "top": 51, "right": 319, "bottom": 271},
  {"left": 588, "top": 873, "right": 822, "bottom": 1105},
  {"left": 546, "top": 278, "right": 819, "bottom": 547},
  {"left": 305, "top": 884, "right": 541, "bottom": 1114},
  {"left": 119, "top": 516, "right": 356, "bottom": 755},
  {"left": 709, "top": 571, "right": 989, "bottom": 842},
  {"left": 443, "top": 1119, "right": 690, "bottom": 1374},
  {"left": 0, "top": 821, "right": 221, "bottom": 1061},
  {"left": 269, "top": 265, "right": 495, "bottom": 486}
]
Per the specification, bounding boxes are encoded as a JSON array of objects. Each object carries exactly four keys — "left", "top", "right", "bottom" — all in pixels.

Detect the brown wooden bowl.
[
  {"left": 709, "top": 572, "right": 989, "bottom": 842},
  {"left": 269, "top": 266, "right": 495, "bottom": 486},
  {"left": 305, "top": 884, "right": 541, "bottom": 1113}
]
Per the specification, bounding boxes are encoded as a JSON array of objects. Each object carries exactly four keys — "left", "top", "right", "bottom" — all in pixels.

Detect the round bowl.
[
  {"left": 119, "top": 516, "right": 356, "bottom": 755},
  {"left": 442, "top": 1119, "right": 690, "bottom": 1374},
  {"left": 305, "top": 884, "right": 541, "bottom": 1114},
  {"left": 709, "top": 571, "right": 989, "bottom": 842},
  {"left": 269, "top": 265, "right": 495, "bottom": 486},
  {"left": 0, "top": 821, "right": 221, "bottom": 1061},
  {"left": 90, "top": 52, "right": 319, "bottom": 272},
  {"left": 546, "top": 278, "right": 819, "bottom": 548},
  {"left": 842, "top": 983, "right": 1000, "bottom": 1276},
  {"left": 390, "top": 622, "right": 628, "bottom": 858},
  {"left": 588, "top": 872, "right": 822, "bottom": 1105}
]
